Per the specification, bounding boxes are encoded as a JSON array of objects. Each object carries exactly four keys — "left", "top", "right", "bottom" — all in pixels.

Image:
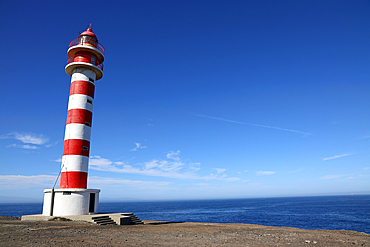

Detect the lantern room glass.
[{"left": 79, "top": 35, "right": 97, "bottom": 47}]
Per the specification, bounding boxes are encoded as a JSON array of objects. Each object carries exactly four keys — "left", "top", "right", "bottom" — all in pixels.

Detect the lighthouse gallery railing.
[
  {"left": 67, "top": 58, "right": 104, "bottom": 71},
  {"left": 68, "top": 39, "right": 105, "bottom": 55}
]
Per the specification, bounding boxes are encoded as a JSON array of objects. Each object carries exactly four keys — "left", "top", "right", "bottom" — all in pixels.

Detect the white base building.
[{"left": 42, "top": 189, "right": 100, "bottom": 216}]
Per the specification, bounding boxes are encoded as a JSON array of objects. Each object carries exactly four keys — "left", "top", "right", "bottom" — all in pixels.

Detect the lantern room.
[
  {"left": 78, "top": 26, "right": 98, "bottom": 47},
  {"left": 65, "top": 25, "right": 105, "bottom": 80}
]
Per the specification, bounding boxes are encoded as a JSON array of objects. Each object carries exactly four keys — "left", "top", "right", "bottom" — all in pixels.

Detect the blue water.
[{"left": 1, "top": 195, "right": 369, "bottom": 234}]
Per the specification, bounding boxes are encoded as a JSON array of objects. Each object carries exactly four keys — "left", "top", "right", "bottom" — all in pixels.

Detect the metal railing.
[
  {"left": 67, "top": 58, "right": 104, "bottom": 71},
  {"left": 68, "top": 39, "right": 105, "bottom": 55}
]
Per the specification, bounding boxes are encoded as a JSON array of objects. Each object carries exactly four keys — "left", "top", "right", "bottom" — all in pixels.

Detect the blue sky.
[{"left": 1, "top": 0, "right": 370, "bottom": 202}]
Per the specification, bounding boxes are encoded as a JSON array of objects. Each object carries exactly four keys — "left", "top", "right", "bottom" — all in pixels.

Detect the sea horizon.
[
  {"left": 1, "top": 192, "right": 369, "bottom": 204},
  {"left": 1, "top": 195, "right": 369, "bottom": 234}
]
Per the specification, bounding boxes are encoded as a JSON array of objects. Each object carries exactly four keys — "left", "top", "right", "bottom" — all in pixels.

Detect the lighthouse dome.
[{"left": 78, "top": 25, "right": 98, "bottom": 46}]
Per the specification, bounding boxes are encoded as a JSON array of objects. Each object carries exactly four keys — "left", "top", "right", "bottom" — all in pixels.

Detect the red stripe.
[
  {"left": 66, "top": 109, "right": 93, "bottom": 126},
  {"left": 59, "top": 171, "right": 87, "bottom": 189},
  {"left": 73, "top": 51, "right": 91, "bottom": 64},
  {"left": 70, "top": 80, "right": 95, "bottom": 98},
  {"left": 63, "top": 139, "right": 90, "bottom": 156}
]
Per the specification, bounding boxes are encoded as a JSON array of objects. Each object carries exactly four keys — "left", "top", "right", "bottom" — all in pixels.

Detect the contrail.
[{"left": 195, "top": 114, "right": 311, "bottom": 136}]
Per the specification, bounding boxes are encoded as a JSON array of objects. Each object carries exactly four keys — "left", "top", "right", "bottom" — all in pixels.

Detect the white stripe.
[
  {"left": 67, "top": 94, "right": 94, "bottom": 112},
  {"left": 62, "top": 155, "right": 89, "bottom": 173},
  {"left": 64, "top": 123, "right": 91, "bottom": 141},
  {"left": 72, "top": 68, "right": 96, "bottom": 83}
]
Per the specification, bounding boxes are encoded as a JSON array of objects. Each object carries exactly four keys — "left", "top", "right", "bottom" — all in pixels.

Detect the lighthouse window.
[
  {"left": 89, "top": 77, "right": 95, "bottom": 83},
  {"left": 79, "top": 35, "right": 97, "bottom": 46},
  {"left": 91, "top": 55, "right": 97, "bottom": 65},
  {"left": 83, "top": 146, "right": 89, "bottom": 151},
  {"left": 85, "top": 122, "right": 91, "bottom": 127},
  {"left": 63, "top": 192, "right": 71, "bottom": 195},
  {"left": 87, "top": 99, "right": 93, "bottom": 104}
]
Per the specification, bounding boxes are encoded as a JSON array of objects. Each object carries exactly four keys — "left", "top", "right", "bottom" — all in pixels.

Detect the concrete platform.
[{"left": 21, "top": 213, "right": 143, "bottom": 226}]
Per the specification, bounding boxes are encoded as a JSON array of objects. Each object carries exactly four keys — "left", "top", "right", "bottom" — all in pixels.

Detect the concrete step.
[
  {"left": 120, "top": 213, "right": 144, "bottom": 225},
  {"left": 92, "top": 216, "right": 117, "bottom": 225},
  {"left": 22, "top": 213, "right": 142, "bottom": 226},
  {"left": 95, "top": 219, "right": 116, "bottom": 224}
]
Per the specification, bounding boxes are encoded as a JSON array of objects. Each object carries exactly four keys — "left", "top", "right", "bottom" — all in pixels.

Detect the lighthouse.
[{"left": 42, "top": 25, "right": 104, "bottom": 216}]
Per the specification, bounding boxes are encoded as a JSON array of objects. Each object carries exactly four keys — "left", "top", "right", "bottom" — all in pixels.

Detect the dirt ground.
[{"left": 0, "top": 216, "right": 369, "bottom": 246}]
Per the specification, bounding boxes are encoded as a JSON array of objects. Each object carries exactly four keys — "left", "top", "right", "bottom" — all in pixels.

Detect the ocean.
[{"left": 1, "top": 195, "right": 369, "bottom": 234}]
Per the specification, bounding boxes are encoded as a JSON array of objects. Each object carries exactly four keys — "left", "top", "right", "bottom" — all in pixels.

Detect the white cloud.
[
  {"left": 364, "top": 167, "right": 370, "bottom": 170},
  {"left": 320, "top": 174, "right": 345, "bottom": 179},
  {"left": 287, "top": 167, "right": 306, "bottom": 173},
  {"left": 89, "top": 151, "right": 240, "bottom": 182},
  {"left": 21, "top": 144, "right": 38, "bottom": 149},
  {"left": 222, "top": 177, "right": 240, "bottom": 182},
  {"left": 166, "top": 150, "right": 180, "bottom": 161},
  {"left": 88, "top": 176, "right": 171, "bottom": 189},
  {"left": 1, "top": 132, "right": 49, "bottom": 149},
  {"left": 244, "top": 170, "right": 248, "bottom": 172},
  {"left": 346, "top": 174, "right": 369, "bottom": 179},
  {"left": 0, "top": 175, "right": 55, "bottom": 189},
  {"left": 90, "top": 156, "right": 116, "bottom": 170},
  {"left": 196, "top": 114, "right": 311, "bottom": 136},
  {"left": 321, "top": 174, "right": 368, "bottom": 180},
  {"left": 6, "top": 144, "right": 38, "bottom": 149},
  {"left": 13, "top": 133, "right": 49, "bottom": 145},
  {"left": 0, "top": 174, "right": 171, "bottom": 191},
  {"left": 130, "top": 143, "right": 147, "bottom": 151},
  {"left": 256, "top": 171, "right": 276, "bottom": 176},
  {"left": 0, "top": 134, "right": 12, "bottom": 141},
  {"left": 323, "top": 153, "right": 353, "bottom": 161},
  {"left": 214, "top": 168, "right": 226, "bottom": 174},
  {"left": 193, "top": 183, "right": 210, "bottom": 186}
]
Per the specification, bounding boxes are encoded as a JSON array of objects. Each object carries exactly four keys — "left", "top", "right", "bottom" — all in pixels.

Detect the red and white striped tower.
[
  {"left": 43, "top": 25, "right": 104, "bottom": 216},
  {"left": 60, "top": 25, "right": 104, "bottom": 189}
]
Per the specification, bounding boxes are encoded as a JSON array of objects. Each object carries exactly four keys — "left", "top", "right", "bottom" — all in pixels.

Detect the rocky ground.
[{"left": 0, "top": 216, "right": 369, "bottom": 246}]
